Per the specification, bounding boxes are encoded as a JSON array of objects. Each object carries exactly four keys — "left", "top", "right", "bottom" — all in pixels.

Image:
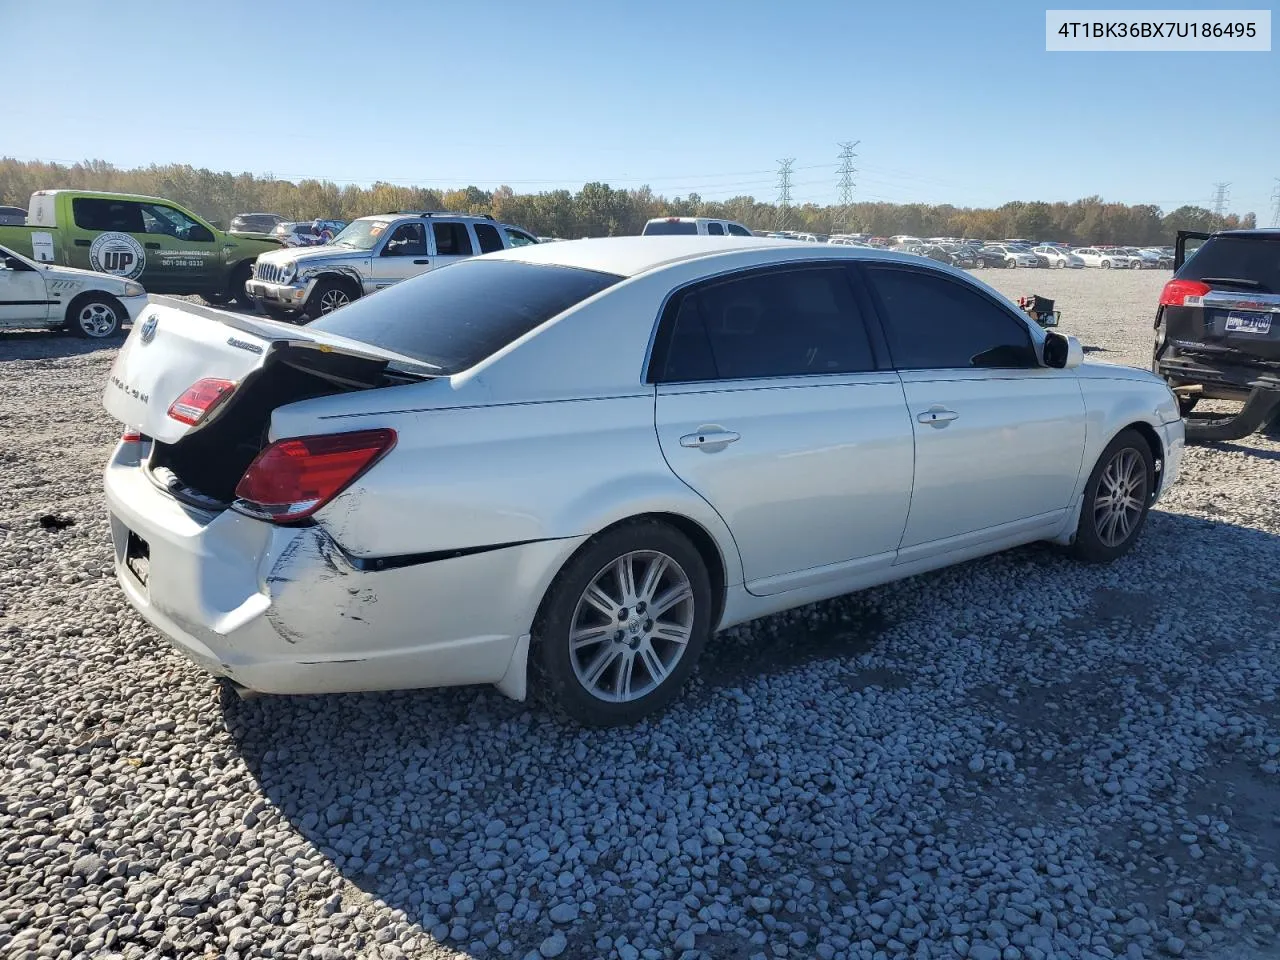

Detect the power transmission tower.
[
  {"left": 775, "top": 158, "right": 795, "bottom": 230},
  {"left": 836, "top": 141, "right": 860, "bottom": 231},
  {"left": 1271, "top": 179, "right": 1280, "bottom": 227},
  {"left": 1211, "top": 182, "right": 1231, "bottom": 217}
]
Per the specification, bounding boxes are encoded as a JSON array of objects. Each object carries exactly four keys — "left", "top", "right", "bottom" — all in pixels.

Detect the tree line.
[{"left": 0, "top": 157, "right": 1257, "bottom": 245}]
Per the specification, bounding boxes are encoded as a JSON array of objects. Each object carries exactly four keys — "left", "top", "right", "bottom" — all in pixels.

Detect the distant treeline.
[{"left": 0, "top": 157, "right": 1258, "bottom": 245}]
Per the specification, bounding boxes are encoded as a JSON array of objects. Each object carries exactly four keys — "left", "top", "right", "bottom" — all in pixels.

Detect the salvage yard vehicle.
[
  {"left": 0, "top": 190, "right": 281, "bottom": 305},
  {"left": 1155, "top": 228, "right": 1280, "bottom": 441},
  {"left": 1032, "top": 245, "right": 1085, "bottom": 269},
  {"left": 1, "top": 242, "right": 147, "bottom": 338},
  {"left": 1073, "top": 247, "right": 1135, "bottom": 269},
  {"left": 246, "top": 211, "right": 540, "bottom": 321},
  {"left": 983, "top": 244, "right": 1039, "bottom": 268},
  {"left": 641, "top": 217, "right": 755, "bottom": 237},
  {"left": 102, "top": 237, "right": 1184, "bottom": 726}
]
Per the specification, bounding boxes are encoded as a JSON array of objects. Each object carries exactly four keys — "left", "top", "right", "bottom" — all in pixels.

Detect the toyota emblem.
[{"left": 139, "top": 314, "right": 158, "bottom": 344}]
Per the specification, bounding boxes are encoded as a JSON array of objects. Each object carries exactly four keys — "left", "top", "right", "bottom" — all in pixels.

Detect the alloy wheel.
[
  {"left": 569, "top": 550, "right": 695, "bottom": 703},
  {"left": 79, "top": 302, "right": 119, "bottom": 338},
  {"left": 1092, "top": 448, "right": 1148, "bottom": 548},
  {"left": 318, "top": 289, "right": 350, "bottom": 314}
]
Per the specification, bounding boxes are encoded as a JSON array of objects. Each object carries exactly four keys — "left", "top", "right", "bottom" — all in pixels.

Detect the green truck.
[{"left": 0, "top": 190, "right": 282, "bottom": 304}]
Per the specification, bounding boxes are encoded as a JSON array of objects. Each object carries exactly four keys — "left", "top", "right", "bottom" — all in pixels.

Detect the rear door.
[
  {"left": 652, "top": 264, "right": 915, "bottom": 596},
  {"left": 430, "top": 220, "right": 475, "bottom": 269},
  {"left": 369, "top": 220, "right": 430, "bottom": 289},
  {"left": 861, "top": 263, "right": 1086, "bottom": 560}
]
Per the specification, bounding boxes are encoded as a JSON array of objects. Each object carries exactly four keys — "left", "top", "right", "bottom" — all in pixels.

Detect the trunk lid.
[{"left": 104, "top": 296, "right": 437, "bottom": 443}]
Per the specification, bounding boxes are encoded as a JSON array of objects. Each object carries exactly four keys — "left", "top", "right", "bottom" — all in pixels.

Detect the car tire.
[
  {"left": 260, "top": 303, "right": 297, "bottom": 323},
  {"left": 1101, "top": 260, "right": 1111, "bottom": 269},
  {"left": 1177, "top": 394, "right": 1199, "bottom": 417},
  {"left": 1070, "top": 429, "right": 1155, "bottom": 564},
  {"left": 531, "top": 520, "right": 713, "bottom": 727},
  {"left": 66, "top": 292, "right": 125, "bottom": 339},
  {"left": 1183, "top": 389, "right": 1280, "bottom": 443},
  {"left": 228, "top": 262, "right": 255, "bottom": 306},
  {"left": 304, "top": 277, "right": 356, "bottom": 320}
]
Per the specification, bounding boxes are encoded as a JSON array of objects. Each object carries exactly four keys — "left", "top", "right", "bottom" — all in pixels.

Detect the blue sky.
[{"left": 4, "top": 1, "right": 1277, "bottom": 217}]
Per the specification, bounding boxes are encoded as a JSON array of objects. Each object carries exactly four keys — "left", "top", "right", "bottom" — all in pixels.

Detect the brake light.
[
  {"left": 233, "top": 428, "right": 396, "bottom": 523},
  {"left": 167, "top": 378, "right": 236, "bottom": 426},
  {"left": 121, "top": 430, "right": 142, "bottom": 443},
  {"left": 1159, "top": 279, "right": 1210, "bottom": 307}
]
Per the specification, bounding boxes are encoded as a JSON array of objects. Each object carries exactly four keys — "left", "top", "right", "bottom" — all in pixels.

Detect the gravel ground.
[{"left": 2, "top": 269, "right": 1278, "bottom": 960}]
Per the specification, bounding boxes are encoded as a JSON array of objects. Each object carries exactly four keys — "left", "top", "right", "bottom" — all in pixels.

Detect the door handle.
[
  {"left": 144, "top": 242, "right": 161, "bottom": 250},
  {"left": 917, "top": 408, "right": 960, "bottom": 426},
  {"left": 413, "top": 259, "right": 430, "bottom": 265},
  {"left": 680, "top": 428, "right": 741, "bottom": 449},
  {"left": 74, "top": 239, "right": 91, "bottom": 247}
]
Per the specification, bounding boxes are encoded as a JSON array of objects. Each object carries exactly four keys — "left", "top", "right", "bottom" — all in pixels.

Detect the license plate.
[
  {"left": 1225, "top": 311, "right": 1272, "bottom": 334},
  {"left": 125, "top": 530, "right": 150, "bottom": 586}
]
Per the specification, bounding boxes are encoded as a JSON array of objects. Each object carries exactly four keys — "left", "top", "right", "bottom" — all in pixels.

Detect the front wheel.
[
  {"left": 304, "top": 278, "right": 355, "bottom": 319},
  {"left": 66, "top": 293, "right": 125, "bottom": 339},
  {"left": 1071, "top": 429, "right": 1154, "bottom": 563},
  {"left": 1101, "top": 260, "right": 1111, "bottom": 269},
  {"left": 532, "top": 521, "right": 713, "bottom": 727}
]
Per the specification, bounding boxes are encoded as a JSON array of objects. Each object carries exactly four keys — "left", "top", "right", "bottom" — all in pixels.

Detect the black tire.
[
  {"left": 531, "top": 520, "right": 713, "bottom": 727},
  {"left": 1177, "top": 394, "right": 1199, "bottom": 417},
  {"left": 65, "top": 292, "right": 125, "bottom": 339},
  {"left": 260, "top": 303, "right": 297, "bottom": 323},
  {"left": 304, "top": 277, "right": 356, "bottom": 320},
  {"left": 228, "top": 262, "right": 255, "bottom": 305},
  {"left": 1101, "top": 260, "right": 1111, "bottom": 269},
  {"left": 1183, "top": 390, "right": 1280, "bottom": 443},
  {"left": 204, "top": 292, "right": 230, "bottom": 305},
  {"left": 1071, "top": 428, "right": 1155, "bottom": 563}
]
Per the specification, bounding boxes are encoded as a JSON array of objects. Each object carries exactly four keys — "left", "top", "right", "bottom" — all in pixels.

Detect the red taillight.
[
  {"left": 167, "top": 378, "right": 237, "bottom": 426},
  {"left": 233, "top": 429, "right": 396, "bottom": 523},
  {"left": 1159, "top": 279, "right": 1210, "bottom": 307},
  {"left": 121, "top": 430, "right": 142, "bottom": 443}
]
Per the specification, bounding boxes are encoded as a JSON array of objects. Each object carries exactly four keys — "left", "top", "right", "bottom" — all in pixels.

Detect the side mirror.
[{"left": 1044, "top": 331, "right": 1084, "bottom": 369}]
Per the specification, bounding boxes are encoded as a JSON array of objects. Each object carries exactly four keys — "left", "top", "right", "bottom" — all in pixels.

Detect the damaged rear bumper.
[{"left": 104, "top": 442, "right": 581, "bottom": 698}]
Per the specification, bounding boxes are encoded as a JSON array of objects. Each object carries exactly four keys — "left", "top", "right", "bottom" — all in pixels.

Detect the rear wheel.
[
  {"left": 228, "top": 262, "right": 255, "bottom": 306},
  {"left": 532, "top": 521, "right": 712, "bottom": 727},
  {"left": 1101, "top": 260, "right": 1111, "bottom": 269},
  {"left": 1071, "top": 429, "right": 1154, "bottom": 563},
  {"left": 66, "top": 293, "right": 125, "bottom": 339}
]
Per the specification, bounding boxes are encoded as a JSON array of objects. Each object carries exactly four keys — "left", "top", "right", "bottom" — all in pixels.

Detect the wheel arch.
[{"left": 64, "top": 289, "right": 126, "bottom": 333}]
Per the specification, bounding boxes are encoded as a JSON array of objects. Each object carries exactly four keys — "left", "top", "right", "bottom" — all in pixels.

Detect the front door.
[
  {"left": 0, "top": 251, "right": 49, "bottom": 327},
  {"left": 369, "top": 221, "right": 430, "bottom": 291},
  {"left": 651, "top": 264, "right": 915, "bottom": 596},
  {"left": 862, "top": 263, "right": 1087, "bottom": 559}
]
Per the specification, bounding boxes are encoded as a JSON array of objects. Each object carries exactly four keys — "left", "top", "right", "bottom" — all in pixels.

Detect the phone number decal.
[{"left": 1046, "top": 9, "right": 1271, "bottom": 50}]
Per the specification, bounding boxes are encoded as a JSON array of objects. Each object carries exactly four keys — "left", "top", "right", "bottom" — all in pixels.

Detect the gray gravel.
[{"left": 2, "top": 269, "right": 1278, "bottom": 960}]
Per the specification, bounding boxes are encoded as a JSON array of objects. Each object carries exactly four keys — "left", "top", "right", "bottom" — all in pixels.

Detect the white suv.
[
  {"left": 641, "top": 217, "right": 754, "bottom": 237},
  {"left": 248, "top": 212, "right": 539, "bottom": 321}
]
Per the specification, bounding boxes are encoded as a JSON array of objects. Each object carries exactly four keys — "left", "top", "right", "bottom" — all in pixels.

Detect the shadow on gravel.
[
  {"left": 217, "top": 509, "right": 1280, "bottom": 958},
  {"left": 1202, "top": 441, "right": 1280, "bottom": 463},
  {"left": 0, "top": 328, "right": 129, "bottom": 360}
]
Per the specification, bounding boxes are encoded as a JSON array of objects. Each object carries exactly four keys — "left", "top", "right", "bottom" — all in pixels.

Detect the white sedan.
[
  {"left": 1, "top": 243, "right": 148, "bottom": 337},
  {"left": 102, "top": 238, "right": 1184, "bottom": 725},
  {"left": 1031, "top": 246, "right": 1085, "bottom": 269},
  {"left": 1073, "top": 247, "right": 1137, "bottom": 269}
]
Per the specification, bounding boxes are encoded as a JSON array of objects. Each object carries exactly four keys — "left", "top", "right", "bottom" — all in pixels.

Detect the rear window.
[
  {"left": 1178, "top": 236, "right": 1280, "bottom": 293},
  {"left": 308, "top": 259, "right": 622, "bottom": 374},
  {"left": 643, "top": 221, "right": 699, "bottom": 236}
]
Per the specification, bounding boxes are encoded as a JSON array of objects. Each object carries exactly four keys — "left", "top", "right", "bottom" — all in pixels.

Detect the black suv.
[{"left": 1155, "top": 229, "right": 1280, "bottom": 441}]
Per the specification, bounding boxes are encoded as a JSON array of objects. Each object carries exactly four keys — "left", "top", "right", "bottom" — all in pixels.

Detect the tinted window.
[
  {"left": 139, "top": 203, "right": 213, "bottom": 242},
  {"left": 381, "top": 222, "right": 427, "bottom": 256},
  {"left": 866, "top": 266, "right": 1037, "bottom": 369},
  {"left": 310, "top": 259, "right": 621, "bottom": 374},
  {"left": 706, "top": 222, "right": 725, "bottom": 236},
  {"left": 643, "top": 221, "right": 699, "bottom": 235},
  {"left": 659, "top": 267, "right": 875, "bottom": 381},
  {"left": 433, "top": 221, "right": 474, "bottom": 256},
  {"left": 1177, "top": 236, "right": 1280, "bottom": 293},
  {"left": 726, "top": 223, "right": 752, "bottom": 237},
  {"left": 504, "top": 228, "right": 537, "bottom": 247},
  {"left": 73, "top": 198, "right": 144, "bottom": 233},
  {"left": 474, "top": 223, "right": 504, "bottom": 254}
]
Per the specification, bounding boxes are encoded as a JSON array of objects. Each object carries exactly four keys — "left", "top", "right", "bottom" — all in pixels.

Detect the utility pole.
[
  {"left": 1271, "top": 178, "right": 1280, "bottom": 227},
  {"left": 836, "top": 141, "right": 859, "bottom": 232},
  {"left": 775, "top": 158, "right": 795, "bottom": 231},
  {"left": 1211, "top": 182, "right": 1231, "bottom": 218}
]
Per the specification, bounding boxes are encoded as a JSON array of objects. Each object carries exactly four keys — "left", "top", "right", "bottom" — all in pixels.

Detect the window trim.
[
  {"left": 855, "top": 261, "right": 1043, "bottom": 372},
  {"left": 645, "top": 261, "right": 890, "bottom": 385}
]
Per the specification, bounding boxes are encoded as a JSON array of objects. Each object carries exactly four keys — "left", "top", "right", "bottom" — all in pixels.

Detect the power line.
[
  {"left": 836, "top": 141, "right": 859, "bottom": 231},
  {"left": 1271, "top": 179, "right": 1280, "bottom": 227},
  {"left": 1212, "top": 182, "right": 1231, "bottom": 217},
  {"left": 776, "top": 159, "right": 795, "bottom": 230}
]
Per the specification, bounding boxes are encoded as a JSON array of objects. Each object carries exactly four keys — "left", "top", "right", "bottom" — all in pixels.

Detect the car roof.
[
  {"left": 483, "top": 235, "right": 956, "bottom": 278},
  {"left": 1212, "top": 229, "right": 1280, "bottom": 240}
]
